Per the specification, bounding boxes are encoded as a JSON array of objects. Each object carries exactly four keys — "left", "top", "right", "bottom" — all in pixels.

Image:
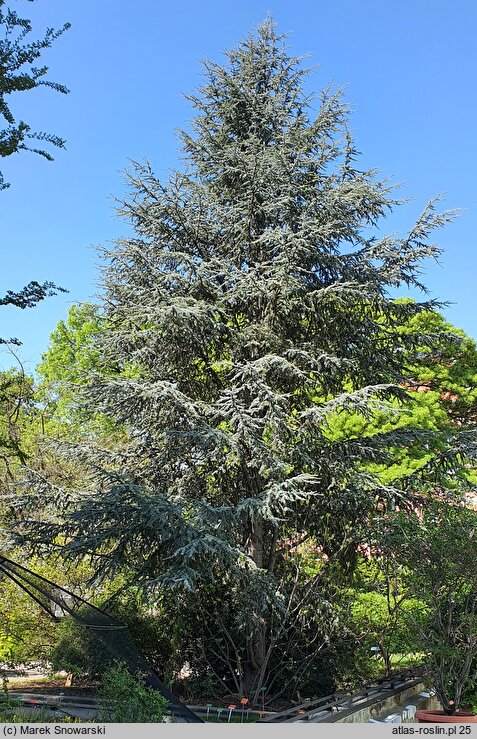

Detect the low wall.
[{"left": 335, "top": 683, "right": 440, "bottom": 724}]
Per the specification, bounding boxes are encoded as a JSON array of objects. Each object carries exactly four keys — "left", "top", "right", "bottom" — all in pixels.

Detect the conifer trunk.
[{"left": 244, "top": 517, "right": 267, "bottom": 694}]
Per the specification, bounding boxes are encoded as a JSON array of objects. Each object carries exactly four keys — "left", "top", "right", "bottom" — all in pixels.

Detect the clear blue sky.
[{"left": 1, "top": 0, "right": 476, "bottom": 372}]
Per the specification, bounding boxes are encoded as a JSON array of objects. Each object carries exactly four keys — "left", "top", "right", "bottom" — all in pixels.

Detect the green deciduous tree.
[
  {"left": 15, "top": 21, "right": 477, "bottom": 700},
  {"left": 347, "top": 557, "right": 425, "bottom": 679},
  {"left": 37, "top": 304, "right": 105, "bottom": 390},
  {"left": 326, "top": 304, "right": 477, "bottom": 485},
  {"left": 36, "top": 303, "right": 118, "bottom": 436},
  {"left": 0, "top": 364, "right": 33, "bottom": 476},
  {"left": 0, "top": 572, "right": 57, "bottom": 664},
  {"left": 379, "top": 504, "right": 477, "bottom": 715}
]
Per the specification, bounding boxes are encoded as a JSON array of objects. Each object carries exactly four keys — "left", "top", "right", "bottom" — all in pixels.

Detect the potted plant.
[{"left": 380, "top": 502, "right": 477, "bottom": 722}]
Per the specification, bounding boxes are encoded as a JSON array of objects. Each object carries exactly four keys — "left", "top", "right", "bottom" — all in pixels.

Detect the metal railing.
[{"left": 257, "top": 668, "right": 423, "bottom": 722}]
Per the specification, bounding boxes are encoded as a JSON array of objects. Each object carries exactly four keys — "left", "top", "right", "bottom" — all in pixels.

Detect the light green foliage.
[
  {"left": 36, "top": 303, "right": 132, "bottom": 440},
  {"left": 0, "top": 369, "right": 59, "bottom": 665},
  {"left": 0, "top": 367, "right": 34, "bottom": 476},
  {"left": 0, "top": 555, "right": 107, "bottom": 666},
  {"left": 349, "top": 589, "right": 424, "bottom": 671},
  {"left": 325, "top": 554, "right": 426, "bottom": 683},
  {"left": 0, "top": 574, "right": 57, "bottom": 664},
  {"left": 0, "top": 329, "right": 123, "bottom": 669},
  {"left": 37, "top": 303, "right": 107, "bottom": 429},
  {"left": 38, "top": 304, "right": 104, "bottom": 390},
  {"left": 325, "top": 305, "right": 477, "bottom": 483},
  {"left": 400, "top": 306, "right": 477, "bottom": 410},
  {"left": 98, "top": 662, "right": 168, "bottom": 723}
]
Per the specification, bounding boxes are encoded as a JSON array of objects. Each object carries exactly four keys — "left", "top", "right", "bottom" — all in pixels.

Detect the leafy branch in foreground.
[
  {"left": 0, "top": 0, "right": 70, "bottom": 189},
  {"left": 0, "top": 281, "right": 67, "bottom": 345}
]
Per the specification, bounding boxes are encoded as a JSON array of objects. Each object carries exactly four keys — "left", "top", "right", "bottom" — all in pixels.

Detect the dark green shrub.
[{"left": 49, "top": 599, "right": 175, "bottom": 680}]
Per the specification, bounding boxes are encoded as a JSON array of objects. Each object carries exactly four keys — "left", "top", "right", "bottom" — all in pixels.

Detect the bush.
[
  {"left": 0, "top": 577, "right": 58, "bottom": 666},
  {"left": 49, "top": 599, "right": 175, "bottom": 680},
  {"left": 97, "top": 663, "right": 168, "bottom": 723}
]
